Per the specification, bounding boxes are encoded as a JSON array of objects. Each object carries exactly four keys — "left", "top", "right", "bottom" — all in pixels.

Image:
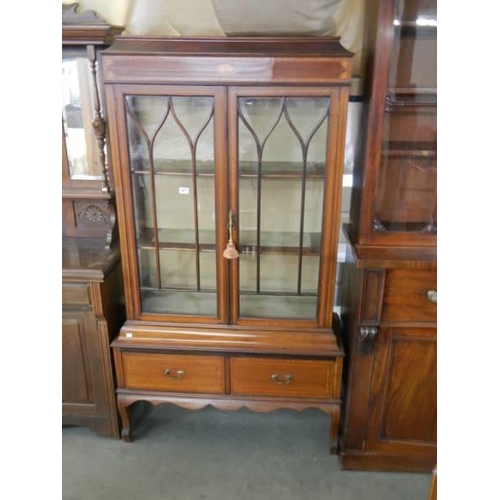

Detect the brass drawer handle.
[
  {"left": 163, "top": 368, "right": 185, "bottom": 380},
  {"left": 427, "top": 290, "right": 437, "bottom": 304},
  {"left": 271, "top": 374, "right": 293, "bottom": 385}
]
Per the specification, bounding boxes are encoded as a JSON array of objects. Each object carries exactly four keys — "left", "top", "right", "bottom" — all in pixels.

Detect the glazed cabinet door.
[
  {"left": 107, "top": 86, "right": 229, "bottom": 324},
  {"left": 365, "top": 326, "right": 437, "bottom": 455},
  {"left": 373, "top": 0, "right": 437, "bottom": 238},
  {"left": 357, "top": 0, "right": 437, "bottom": 246},
  {"left": 227, "top": 87, "right": 347, "bottom": 328},
  {"left": 107, "top": 83, "right": 347, "bottom": 327}
]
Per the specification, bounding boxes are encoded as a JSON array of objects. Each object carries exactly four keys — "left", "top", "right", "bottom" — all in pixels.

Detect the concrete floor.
[{"left": 62, "top": 404, "right": 430, "bottom": 500}]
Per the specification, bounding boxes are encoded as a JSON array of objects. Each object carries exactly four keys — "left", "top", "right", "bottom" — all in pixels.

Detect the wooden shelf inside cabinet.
[
  {"left": 239, "top": 161, "right": 326, "bottom": 179},
  {"left": 382, "top": 141, "right": 437, "bottom": 160},
  {"left": 137, "top": 228, "right": 216, "bottom": 251},
  {"left": 385, "top": 93, "right": 437, "bottom": 112},
  {"left": 62, "top": 187, "right": 116, "bottom": 200},
  {"left": 131, "top": 160, "right": 327, "bottom": 179},
  {"left": 137, "top": 229, "right": 322, "bottom": 256},
  {"left": 131, "top": 160, "right": 215, "bottom": 177},
  {"left": 396, "top": 22, "right": 437, "bottom": 37},
  {"left": 387, "top": 87, "right": 436, "bottom": 96}
]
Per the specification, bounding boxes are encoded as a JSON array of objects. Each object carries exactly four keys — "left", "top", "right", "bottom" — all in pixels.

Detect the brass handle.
[
  {"left": 222, "top": 210, "right": 239, "bottom": 260},
  {"left": 271, "top": 374, "right": 293, "bottom": 385},
  {"left": 427, "top": 290, "right": 437, "bottom": 304},
  {"left": 163, "top": 368, "right": 185, "bottom": 380}
]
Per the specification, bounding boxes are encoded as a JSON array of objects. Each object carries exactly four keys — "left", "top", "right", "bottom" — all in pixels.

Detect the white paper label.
[
  {"left": 125, "top": 333, "right": 133, "bottom": 338},
  {"left": 179, "top": 187, "right": 189, "bottom": 195}
]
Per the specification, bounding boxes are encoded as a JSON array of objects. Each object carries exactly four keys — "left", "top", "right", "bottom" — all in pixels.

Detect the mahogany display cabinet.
[
  {"left": 339, "top": 0, "right": 437, "bottom": 471},
  {"left": 101, "top": 36, "right": 353, "bottom": 450},
  {"left": 62, "top": 5, "right": 125, "bottom": 438}
]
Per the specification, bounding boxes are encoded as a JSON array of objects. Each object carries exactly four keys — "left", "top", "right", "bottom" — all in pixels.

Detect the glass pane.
[
  {"left": 138, "top": 249, "right": 217, "bottom": 289},
  {"left": 125, "top": 94, "right": 218, "bottom": 316},
  {"left": 239, "top": 295, "right": 319, "bottom": 320},
  {"left": 131, "top": 172, "right": 154, "bottom": 246},
  {"left": 62, "top": 56, "right": 101, "bottom": 180},
  {"left": 141, "top": 290, "right": 217, "bottom": 316},
  {"left": 374, "top": 0, "right": 437, "bottom": 233},
  {"left": 390, "top": 0, "right": 437, "bottom": 92},
  {"left": 237, "top": 96, "right": 330, "bottom": 320}
]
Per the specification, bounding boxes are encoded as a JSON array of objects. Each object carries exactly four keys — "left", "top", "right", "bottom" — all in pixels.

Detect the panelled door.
[
  {"left": 365, "top": 326, "right": 437, "bottom": 455},
  {"left": 109, "top": 84, "right": 345, "bottom": 328}
]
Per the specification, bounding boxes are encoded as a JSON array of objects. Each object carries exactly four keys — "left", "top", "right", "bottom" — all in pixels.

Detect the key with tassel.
[{"left": 223, "top": 210, "right": 239, "bottom": 260}]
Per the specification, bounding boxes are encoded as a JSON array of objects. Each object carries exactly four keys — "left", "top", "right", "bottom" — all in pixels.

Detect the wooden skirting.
[{"left": 339, "top": 450, "right": 436, "bottom": 473}]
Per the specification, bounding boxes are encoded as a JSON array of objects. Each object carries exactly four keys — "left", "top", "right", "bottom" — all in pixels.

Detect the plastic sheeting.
[
  {"left": 62, "top": 0, "right": 366, "bottom": 76},
  {"left": 210, "top": 0, "right": 342, "bottom": 36}
]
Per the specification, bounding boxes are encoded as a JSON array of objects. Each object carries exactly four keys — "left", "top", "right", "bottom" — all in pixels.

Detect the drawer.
[
  {"left": 382, "top": 269, "right": 437, "bottom": 323},
  {"left": 230, "top": 357, "right": 338, "bottom": 399},
  {"left": 121, "top": 352, "right": 225, "bottom": 394},
  {"left": 62, "top": 283, "right": 90, "bottom": 306}
]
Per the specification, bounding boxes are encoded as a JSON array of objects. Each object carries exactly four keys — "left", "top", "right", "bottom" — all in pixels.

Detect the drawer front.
[
  {"left": 382, "top": 269, "right": 437, "bottom": 323},
  {"left": 230, "top": 357, "right": 337, "bottom": 399},
  {"left": 62, "top": 283, "right": 90, "bottom": 306},
  {"left": 121, "top": 352, "right": 225, "bottom": 394}
]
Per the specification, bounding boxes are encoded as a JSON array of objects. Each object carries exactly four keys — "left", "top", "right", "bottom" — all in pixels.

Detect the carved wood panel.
[
  {"left": 74, "top": 201, "right": 112, "bottom": 227},
  {"left": 356, "top": 269, "right": 385, "bottom": 354}
]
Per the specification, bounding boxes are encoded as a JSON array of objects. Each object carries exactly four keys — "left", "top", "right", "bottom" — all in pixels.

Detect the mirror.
[{"left": 62, "top": 55, "right": 101, "bottom": 180}]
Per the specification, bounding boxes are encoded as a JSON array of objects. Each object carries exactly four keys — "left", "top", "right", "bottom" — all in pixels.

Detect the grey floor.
[{"left": 62, "top": 404, "right": 430, "bottom": 500}]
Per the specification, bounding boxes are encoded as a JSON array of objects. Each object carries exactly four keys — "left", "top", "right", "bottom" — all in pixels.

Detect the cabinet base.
[
  {"left": 339, "top": 449, "right": 436, "bottom": 472},
  {"left": 117, "top": 391, "right": 341, "bottom": 453},
  {"left": 62, "top": 414, "right": 120, "bottom": 439}
]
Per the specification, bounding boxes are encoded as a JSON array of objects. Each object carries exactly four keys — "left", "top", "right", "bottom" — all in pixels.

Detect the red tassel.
[{"left": 223, "top": 241, "right": 239, "bottom": 260}]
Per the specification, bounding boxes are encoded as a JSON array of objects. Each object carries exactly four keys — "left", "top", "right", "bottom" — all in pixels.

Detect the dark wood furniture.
[
  {"left": 62, "top": 5, "right": 124, "bottom": 438},
  {"left": 428, "top": 466, "right": 437, "bottom": 500},
  {"left": 338, "top": 0, "right": 437, "bottom": 471},
  {"left": 101, "top": 36, "right": 353, "bottom": 450},
  {"left": 62, "top": 239, "right": 124, "bottom": 437},
  {"left": 62, "top": 3, "right": 123, "bottom": 246}
]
